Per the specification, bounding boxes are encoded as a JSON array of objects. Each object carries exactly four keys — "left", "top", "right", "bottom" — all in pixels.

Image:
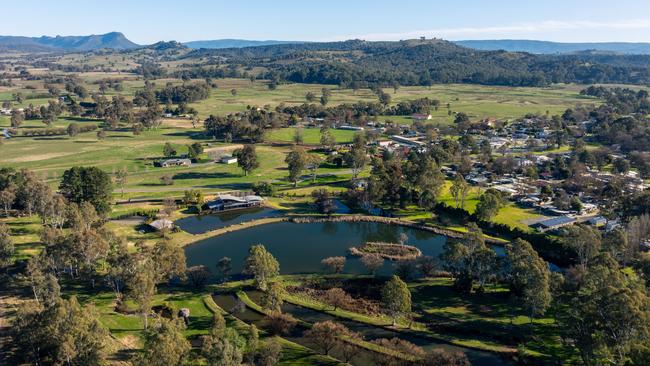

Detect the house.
[
  {"left": 390, "top": 135, "right": 424, "bottom": 147},
  {"left": 586, "top": 216, "right": 607, "bottom": 227},
  {"left": 206, "top": 194, "right": 264, "bottom": 211},
  {"left": 411, "top": 113, "right": 432, "bottom": 121},
  {"left": 219, "top": 156, "right": 238, "bottom": 164},
  {"left": 338, "top": 125, "right": 364, "bottom": 131},
  {"left": 156, "top": 159, "right": 192, "bottom": 168},
  {"left": 530, "top": 216, "right": 576, "bottom": 232},
  {"left": 149, "top": 219, "right": 174, "bottom": 231}
]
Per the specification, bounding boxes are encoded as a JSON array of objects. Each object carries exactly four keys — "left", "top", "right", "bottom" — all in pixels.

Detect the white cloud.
[{"left": 329, "top": 19, "right": 650, "bottom": 42}]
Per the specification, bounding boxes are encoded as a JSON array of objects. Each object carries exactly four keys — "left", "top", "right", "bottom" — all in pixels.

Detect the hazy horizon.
[{"left": 1, "top": 0, "right": 649, "bottom": 44}]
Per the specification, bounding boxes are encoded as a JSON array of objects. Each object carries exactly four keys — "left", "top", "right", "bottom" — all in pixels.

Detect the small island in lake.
[{"left": 349, "top": 241, "right": 423, "bottom": 261}]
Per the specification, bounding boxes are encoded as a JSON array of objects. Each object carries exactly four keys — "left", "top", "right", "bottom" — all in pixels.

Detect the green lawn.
[{"left": 265, "top": 127, "right": 357, "bottom": 145}]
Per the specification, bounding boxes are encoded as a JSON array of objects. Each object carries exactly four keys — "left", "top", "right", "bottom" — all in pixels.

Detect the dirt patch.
[
  {"left": 204, "top": 144, "right": 244, "bottom": 154},
  {"left": 5, "top": 152, "right": 74, "bottom": 163},
  {"left": 163, "top": 118, "right": 195, "bottom": 128}
]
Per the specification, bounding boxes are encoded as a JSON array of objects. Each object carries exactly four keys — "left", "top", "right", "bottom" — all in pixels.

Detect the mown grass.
[{"left": 265, "top": 127, "right": 357, "bottom": 145}]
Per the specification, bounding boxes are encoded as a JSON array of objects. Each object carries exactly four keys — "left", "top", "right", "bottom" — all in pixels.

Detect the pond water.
[
  {"left": 213, "top": 292, "right": 509, "bottom": 366},
  {"left": 175, "top": 207, "right": 281, "bottom": 234},
  {"left": 185, "top": 221, "right": 505, "bottom": 276}
]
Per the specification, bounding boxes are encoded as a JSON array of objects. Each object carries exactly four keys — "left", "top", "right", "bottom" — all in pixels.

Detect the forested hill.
[{"left": 187, "top": 39, "right": 650, "bottom": 87}]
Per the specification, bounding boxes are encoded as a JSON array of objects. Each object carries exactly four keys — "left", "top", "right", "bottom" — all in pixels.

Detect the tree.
[
  {"left": 150, "top": 239, "right": 187, "bottom": 283},
  {"left": 128, "top": 261, "right": 157, "bottom": 329},
  {"left": 422, "top": 349, "right": 470, "bottom": 366},
  {"left": 293, "top": 127, "right": 304, "bottom": 145},
  {"left": 231, "top": 88, "right": 237, "bottom": 96},
  {"left": 59, "top": 166, "right": 112, "bottom": 215},
  {"left": 10, "top": 109, "right": 24, "bottom": 128},
  {"left": 378, "top": 90, "right": 391, "bottom": 106},
  {"left": 187, "top": 142, "right": 204, "bottom": 159},
  {"left": 321, "top": 256, "right": 346, "bottom": 274},
  {"left": 186, "top": 265, "right": 212, "bottom": 288},
  {"left": 0, "top": 187, "right": 15, "bottom": 217},
  {"left": 67, "top": 122, "right": 79, "bottom": 137},
  {"left": 233, "top": 144, "right": 259, "bottom": 176},
  {"left": 324, "top": 288, "right": 352, "bottom": 311},
  {"left": 12, "top": 297, "right": 109, "bottom": 366},
  {"left": 312, "top": 189, "right": 336, "bottom": 215},
  {"left": 217, "top": 256, "right": 232, "bottom": 282},
  {"left": 475, "top": 190, "right": 505, "bottom": 221},
  {"left": 320, "top": 95, "right": 329, "bottom": 106},
  {"left": 559, "top": 255, "right": 650, "bottom": 366},
  {"left": 505, "top": 239, "right": 551, "bottom": 322},
  {"left": 381, "top": 275, "right": 412, "bottom": 326},
  {"left": 361, "top": 253, "right": 384, "bottom": 276},
  {"left": 285, "top": 148, "right": 308, "bottom": 187},
  {"left": 441, "top": 224, "right": 496, "bottom": 293},
  {"left": 261, "top": 281, "right": 285, "bottom": 313},
  {"left": 612, "top": 158, "right": 631, "bottom": 174},
  {"left": 137, "top": 317, "right": 191, "bottom": 366},
  {"left": 0, "top": 223, "right": 14, "bottom": 270},
  {"left": 345, "top": 132, "right": 368, "bottom": 180},
  {"left": 319, "top": 126, "right": 336, "bottom": 150},
  {"left": 244, "top": 244, "right": 280, "bottom": 291},
  {"left": 454, "top": 112, "right": 470, "bottom": 124},
  {"left": 265, "top": 312, "right": 297, "bottom": 335},
  {"left": 305, "top": 91, "right": 316, "bottom": 103},
  {"left": 561, "top": 225, "right": 601, "bottom": 267},
  {"left": 201, "top": 314, "right": 245, "bottom": 366},
  {"left": 115, "top": 167, "right": 128, "bottom": 197},
  {"left": 305, "top": 321, "right": 349, "bottom": 356},
  {"left": 449, "top": 173, "right": 470, "bottom": 209},
  {"left": 163, "top": 142, "right": 177, "bottom": 157},
  {"left": 256, "top": 339, "right": 282, "bottom": 366}
]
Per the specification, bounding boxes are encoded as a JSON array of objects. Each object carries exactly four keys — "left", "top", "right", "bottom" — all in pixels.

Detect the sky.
[{"left": 2, "top": 0, "right": 650, "bottom": 44}]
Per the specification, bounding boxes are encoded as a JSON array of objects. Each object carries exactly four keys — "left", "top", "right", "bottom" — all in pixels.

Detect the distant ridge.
[
  {"left": 0, "top": 32, "right": 139, "bottom": 52},
  {"left": 183, "top": 39, "right": 304, "bottom": 49},
  {"left": 453, "top": 39, "right": 650, "bottom": 55}
]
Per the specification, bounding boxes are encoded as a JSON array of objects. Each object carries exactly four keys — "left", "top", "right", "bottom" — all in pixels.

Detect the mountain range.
[
  {"left": 453, "top": 39, "right": 650, "bottom": 55},
  {"left": 0, "top": 32, "right": 139, "bottom": 52},
  {"left": 1, "top": 32, "right": 650, "bottom": 56},
  {"left": 183, "top": 39, "right": 302, "bottom": 49}
]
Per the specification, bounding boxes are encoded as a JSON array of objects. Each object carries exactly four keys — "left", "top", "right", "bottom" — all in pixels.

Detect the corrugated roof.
[{"left": 536, "top": 216, "right": 575, "bottom": 228}]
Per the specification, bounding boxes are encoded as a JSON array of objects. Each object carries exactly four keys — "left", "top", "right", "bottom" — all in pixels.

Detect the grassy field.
[
  {"left": 265, "top": 127, "right": 357, "bottom": 145},
  {"left": 185, "top": 81, "right": 596, "bottom": 122}
]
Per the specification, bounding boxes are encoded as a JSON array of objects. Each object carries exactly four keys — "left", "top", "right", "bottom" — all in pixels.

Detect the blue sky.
[{"left": 2, "top": 0, "right": 650, "bottom": 44}]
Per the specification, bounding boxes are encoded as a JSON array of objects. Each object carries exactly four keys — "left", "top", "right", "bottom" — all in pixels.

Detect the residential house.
[{"left": 206, "top": 194, "right": 264, "bottom": 212}]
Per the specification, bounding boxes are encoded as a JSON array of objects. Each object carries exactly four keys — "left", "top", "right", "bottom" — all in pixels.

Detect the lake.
[
  {"left": 185, "top": 220, "right": 505, "bottom": 275},
  {"left": 175, "top": 207, "right": 281, "bottom": 234}
]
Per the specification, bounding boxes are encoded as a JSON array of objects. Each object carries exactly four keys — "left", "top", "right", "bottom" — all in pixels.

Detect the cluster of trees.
[
  {"left": 204, "top": 108, "right": 282, "bottom": 142},
  {"left": 155, "top": 81, "right": 211, "bottom": 104},
  {"left": 367, "top": 149, "right": 444, "bottom": 210},
  {"left": 277, "top": 97, "right": 440, "bottom": 123}
]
